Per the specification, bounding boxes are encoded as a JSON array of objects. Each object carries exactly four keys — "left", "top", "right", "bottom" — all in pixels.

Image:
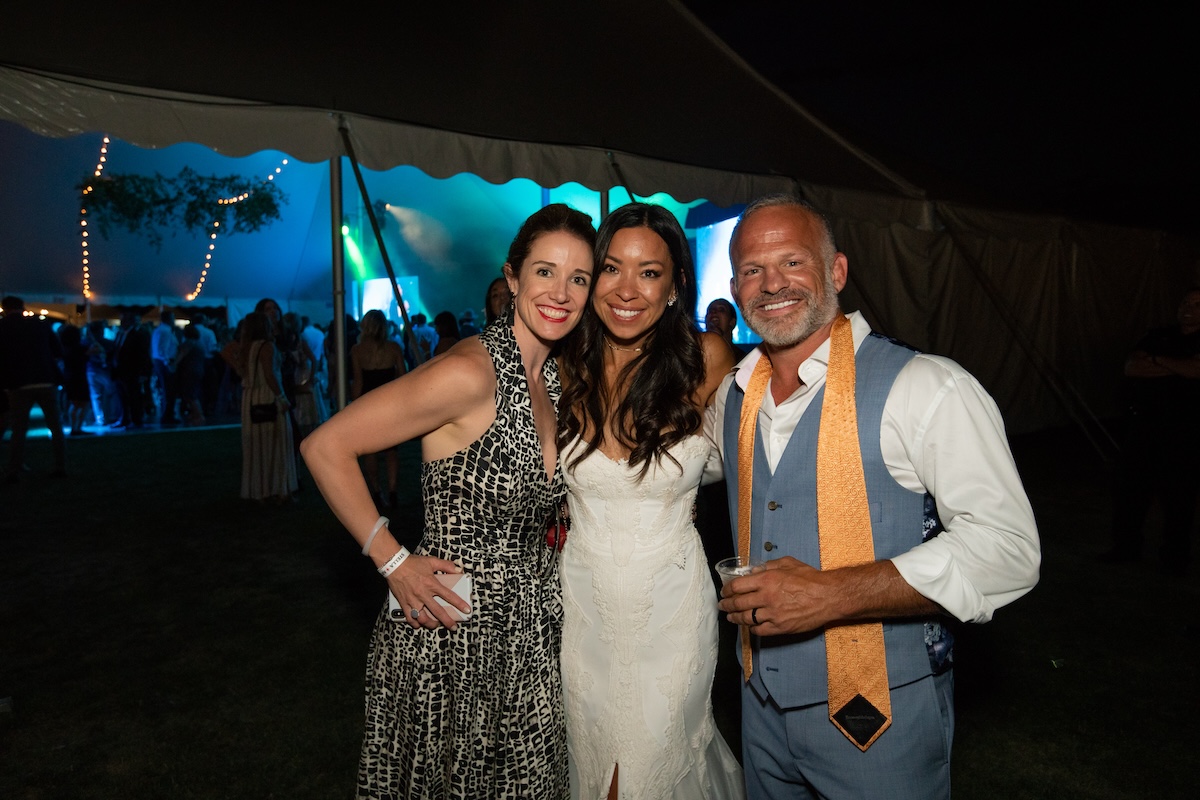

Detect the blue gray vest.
[{"left": 722, "top": 332, "right": 952, "bottom": 709}]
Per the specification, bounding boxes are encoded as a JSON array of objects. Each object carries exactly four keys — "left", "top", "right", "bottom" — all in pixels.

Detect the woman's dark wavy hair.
[{"left": 558, "top": 202, "right": 703, "bottom": 478}]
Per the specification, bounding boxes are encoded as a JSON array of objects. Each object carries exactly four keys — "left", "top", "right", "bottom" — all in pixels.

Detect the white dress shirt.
[
  {"left": 301, "top": 325, "right": 326, "bottom": 369},
  {"left": 703, "top": 311, "right": 1041, "bottom": 624},
  {"left": 150, "top": 322, "right": 179, "bottom": 363},
  {"left": 192, "top": 323, "right": 218, "bottom": 358}
]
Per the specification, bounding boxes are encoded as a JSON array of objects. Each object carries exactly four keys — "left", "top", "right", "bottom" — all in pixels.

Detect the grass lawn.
[{"left": 1, "top": 424, "right": 1196, "bottom": 798}]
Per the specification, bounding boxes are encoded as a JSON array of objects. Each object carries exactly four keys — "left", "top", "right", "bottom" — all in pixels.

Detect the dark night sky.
[{"left": 683, "top": 3, "right": 1199, "bottom": 238}]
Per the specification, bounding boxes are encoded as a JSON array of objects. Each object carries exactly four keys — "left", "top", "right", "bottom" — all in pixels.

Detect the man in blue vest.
[{"left": 706, "top": 195, "right": 1041, "bottom": 798}]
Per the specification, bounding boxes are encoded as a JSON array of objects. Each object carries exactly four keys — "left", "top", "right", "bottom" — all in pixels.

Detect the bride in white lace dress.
[{"left": 557, "top": 203, "right": 743, "bottom": 800}]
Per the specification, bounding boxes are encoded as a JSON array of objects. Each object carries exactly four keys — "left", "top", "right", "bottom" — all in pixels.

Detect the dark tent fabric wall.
[{"left": 2, "top": 1, "right": 1198, "bottom": 436}]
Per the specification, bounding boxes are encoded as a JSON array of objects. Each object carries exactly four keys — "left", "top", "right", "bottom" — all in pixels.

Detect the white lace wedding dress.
[{"left": 560, "top": 434, "right": 745, "bottom": 800}]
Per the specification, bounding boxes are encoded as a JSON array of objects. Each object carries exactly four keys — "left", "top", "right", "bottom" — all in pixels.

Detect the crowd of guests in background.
[{"left": 1, "top": 279, "right": 744, "bottom": 506}]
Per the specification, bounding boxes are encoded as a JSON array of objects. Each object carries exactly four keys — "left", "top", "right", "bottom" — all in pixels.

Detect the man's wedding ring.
[{"left": 751, "top": 608, "right": 759, "bottom": 625}]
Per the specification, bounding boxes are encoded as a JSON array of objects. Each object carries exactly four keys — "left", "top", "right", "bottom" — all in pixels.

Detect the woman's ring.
[
  {"left": 751, "top": 608, "right": 759, "bottom": 625},
  {"left": 410, "top": 607, "right": 421, "bottom": 619}
]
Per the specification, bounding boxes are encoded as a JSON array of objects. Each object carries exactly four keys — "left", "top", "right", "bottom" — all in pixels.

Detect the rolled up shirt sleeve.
[{"left": 885, "top": 354, "right": 1041, "bottom": 623}]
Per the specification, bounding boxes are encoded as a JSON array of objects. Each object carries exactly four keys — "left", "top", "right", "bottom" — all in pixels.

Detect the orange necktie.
[{"left": 817, "top": 315, "right": 891, "bottom": 750}]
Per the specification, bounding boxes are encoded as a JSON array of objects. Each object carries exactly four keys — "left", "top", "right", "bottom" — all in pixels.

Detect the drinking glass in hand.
[{"left": 715, "top": 555, "right": 754, "bottom": 587}]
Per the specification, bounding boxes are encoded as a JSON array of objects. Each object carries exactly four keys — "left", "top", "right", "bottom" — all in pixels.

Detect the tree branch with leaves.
[{"left": 79, "top": 167, "right": 286, "bottom": 249}]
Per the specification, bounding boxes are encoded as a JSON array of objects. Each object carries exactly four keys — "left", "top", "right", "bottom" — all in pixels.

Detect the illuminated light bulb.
[
  {"left": 81, "top": 136, "right": 112, "bottom": 299},
  {"left": 185, "top": 158, "right": 288, "bottom": 302}
]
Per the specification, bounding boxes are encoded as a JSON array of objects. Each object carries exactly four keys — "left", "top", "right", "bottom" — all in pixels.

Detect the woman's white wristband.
[
  {"left": 378, "top": 547, "right": 411, "bottom": 577},
  {"left": 362, "top": 516, "right": 389, "bottom": 556}
]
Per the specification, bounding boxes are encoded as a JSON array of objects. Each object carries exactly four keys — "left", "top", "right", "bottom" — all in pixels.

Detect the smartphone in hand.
[{"left": 389, "top": 573, "right": 472, "bottom": 622}]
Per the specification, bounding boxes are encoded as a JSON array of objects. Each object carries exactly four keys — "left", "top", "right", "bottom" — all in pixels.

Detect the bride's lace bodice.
[{"left": 562, "top": 434, "right": 710, "bottom": 568}]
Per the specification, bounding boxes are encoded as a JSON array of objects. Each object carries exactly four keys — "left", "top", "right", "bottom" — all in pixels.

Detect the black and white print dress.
[{"left": 356, "top": 316, "right": 568, "bottom": 799}]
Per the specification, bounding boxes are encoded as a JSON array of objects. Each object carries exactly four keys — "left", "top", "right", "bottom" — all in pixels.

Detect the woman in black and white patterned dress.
[{"left": 302, "top": 204, "right": 596, "bottom": 799}]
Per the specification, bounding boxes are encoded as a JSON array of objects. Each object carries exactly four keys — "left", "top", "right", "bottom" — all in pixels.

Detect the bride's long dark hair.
[{"left": 558, "top": 202, "right": 703, "bottom": 477}]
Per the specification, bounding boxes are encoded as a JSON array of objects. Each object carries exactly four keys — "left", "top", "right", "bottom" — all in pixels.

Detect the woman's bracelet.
[
  {"left": 378, "top": 546, "right": 411, "bottom": 577},
  {"left": 362, "top": 516, "right": 389, "bottom": 556}
]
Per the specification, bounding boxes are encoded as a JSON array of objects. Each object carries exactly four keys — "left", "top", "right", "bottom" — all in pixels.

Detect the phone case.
[{"left": 388, "top": 573, "right": 472, "bottom": 621}]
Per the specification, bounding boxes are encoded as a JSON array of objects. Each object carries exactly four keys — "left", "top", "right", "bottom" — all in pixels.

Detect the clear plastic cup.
[{"left": 715, "top": 555, "right": 754, "bottom": 586}]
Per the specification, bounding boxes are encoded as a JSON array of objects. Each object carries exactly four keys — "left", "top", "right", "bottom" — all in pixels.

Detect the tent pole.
[
  {"left": 330, "top": 155, "right": 347, "bottom": 412},
  {"left": 337, "top": 122, "right": 422, "bottom": 366}
]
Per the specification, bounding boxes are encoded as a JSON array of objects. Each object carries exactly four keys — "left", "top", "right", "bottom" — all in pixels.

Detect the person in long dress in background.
[
  {"left": 350, "top": 308, "right": 407, "bottom": 509},
  {"left": 237, "top": 311, "right": 297, "bottom": 504},
  {"left": 557, "top": 202, "right": 743, "bottom": 799}
]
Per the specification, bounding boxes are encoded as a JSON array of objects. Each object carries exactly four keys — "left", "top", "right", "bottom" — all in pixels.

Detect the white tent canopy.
[{"left": 0, "top": 67, "right": 801, "bottom": 209}]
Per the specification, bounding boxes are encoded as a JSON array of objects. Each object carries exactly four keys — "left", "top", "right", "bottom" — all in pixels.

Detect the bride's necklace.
[{"left": 603, "top": 336, "right": 643, "bottom": 353}]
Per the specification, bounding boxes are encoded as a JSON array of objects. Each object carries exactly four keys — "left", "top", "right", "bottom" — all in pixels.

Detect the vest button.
[
  {"left": 767, "top": 501, "right": 779, "bottom": 510},
  {"left": 764, "top": 541, "right": 775, "bottom": 551}
]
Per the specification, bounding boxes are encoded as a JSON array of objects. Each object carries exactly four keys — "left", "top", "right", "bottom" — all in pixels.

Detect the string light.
[
  {"left": 74, "top": 140, "right": 289, "bottom": 303},
  {"left": 187, "top": 158, "right": 289, "bottom": 301},
  {"left": 78, "top": 136, "right": 110, "bottom": 300}
]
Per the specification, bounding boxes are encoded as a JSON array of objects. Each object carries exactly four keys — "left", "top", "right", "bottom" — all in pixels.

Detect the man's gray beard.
[{"left": 743, "top": 284, "right": 840, "bottom": 348}]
